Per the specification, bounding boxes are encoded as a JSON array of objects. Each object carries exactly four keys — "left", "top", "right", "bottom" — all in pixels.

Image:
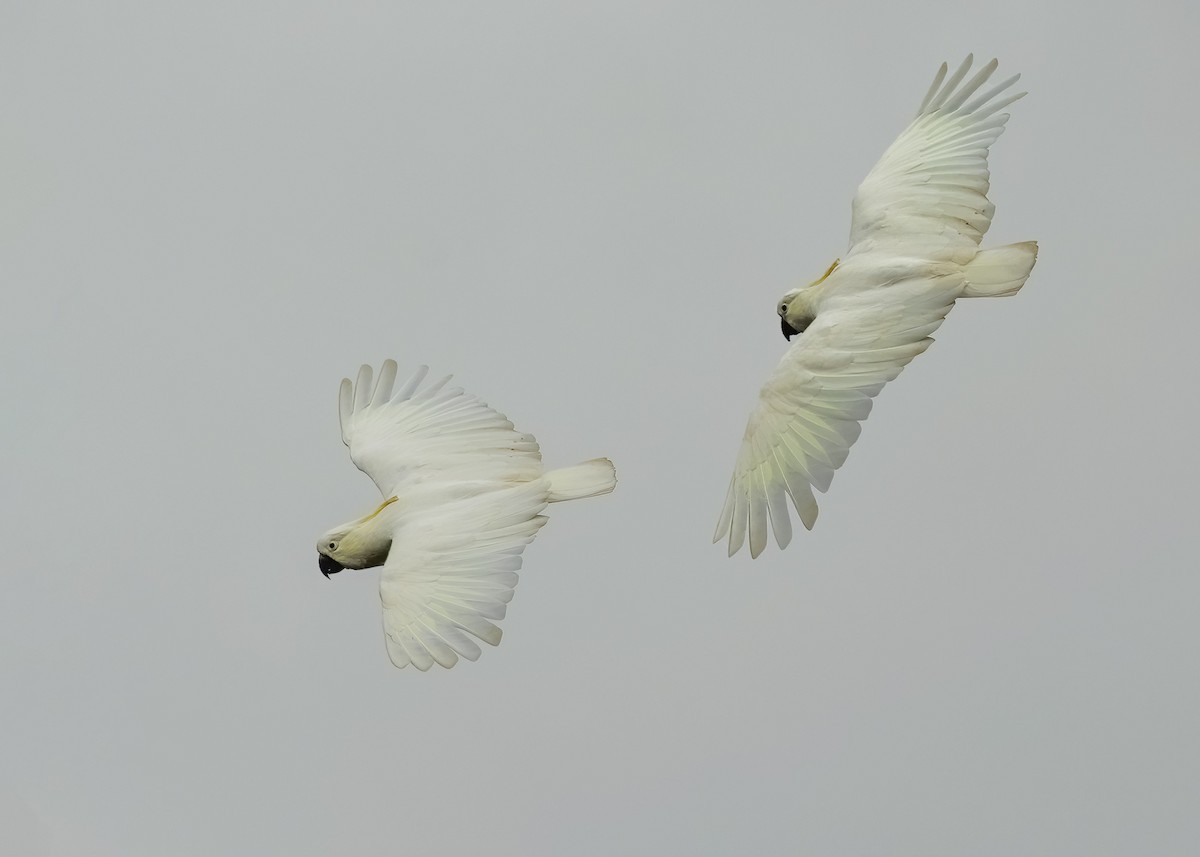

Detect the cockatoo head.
[
  {"left": 778, "top": 258, "right": 840, "bottom": 340},
  {"left": 315, "top": 527, "right": 362, "bottom": 577},
  {"left": 315, "top": 497, "right": 399, "bottom": 577},
  {"left": 777, "top": 289, "right": 811, "bottom": 340}
]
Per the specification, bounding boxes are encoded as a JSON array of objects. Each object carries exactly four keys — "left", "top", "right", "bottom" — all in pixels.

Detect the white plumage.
[
  {"left": 715, "top": 55, "right": 1038, "bottom": 558},
  {"left": 318, "top": 361, "right": 616, "bottom": 670}
]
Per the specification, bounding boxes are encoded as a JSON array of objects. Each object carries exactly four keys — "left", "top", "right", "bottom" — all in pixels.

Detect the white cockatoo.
[
  {"left": 317, "top": 361, "right": 616, "bottom": 669},
  {"left": 715, "top": 55, "right": 1038, "bottom": 558}
]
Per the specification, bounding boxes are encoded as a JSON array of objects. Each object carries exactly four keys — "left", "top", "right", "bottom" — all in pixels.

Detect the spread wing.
[
  {"left": 379, "top": 482, "right": 549, "bottom": 670},
  {"left": 847, "top": 55, "right": 1024, "bottom": 262},
  {"left": 338, "top": 361, "right": 543, "bottom": 498},
  {"left": 714, "top": 274, "right": 961, "bottom": 558}
]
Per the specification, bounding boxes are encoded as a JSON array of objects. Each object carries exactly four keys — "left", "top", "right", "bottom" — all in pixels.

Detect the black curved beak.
[
  {"left": 319, "top": 554, "right": 345, "bottom": 578},
  {"left": 781, "top": 317, "right": 800, "bottom": 341}
]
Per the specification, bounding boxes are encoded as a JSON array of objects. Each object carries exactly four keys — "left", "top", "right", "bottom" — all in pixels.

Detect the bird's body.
[
  {"left": 716, "top": 55, "right": 1038, "bottom": 558},
  {"left": 318, "top": 361, "right": 615, "bottom": 670}
]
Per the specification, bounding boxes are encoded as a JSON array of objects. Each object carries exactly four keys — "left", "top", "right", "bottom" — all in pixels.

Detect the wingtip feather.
[
  {"left": 918, "top": 61, "right": 949, "bottom": 115},
  {"left": 393, "top": 364, "right": 430, "bottom": 403},
  {"left": 370, "top": 359, "right": 398, "bottom": 407},
  {"left": 354, "top": 364, "right": 373, "bottom": 412},
  {"left": 338, "top": 377, "right": 354, "bottom": 445},
  {"left": 927, "top": 54, "right": 974, "bottom": 113}
]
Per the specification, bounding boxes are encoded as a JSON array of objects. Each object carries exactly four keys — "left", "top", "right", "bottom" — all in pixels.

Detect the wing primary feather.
[
  {"left": 419, "top": 611, "right": 484, "bottom": 661},
  {"left": 371, "top": 359, "right": 398, "bottom": 407},
  {"left": 414, "top": 374, "right": 453, "bottom": 401},
  {"left": 927, "top": 54, "right": 974, "bottom": 113},
  {"left": 795, "top": 486, "right": 818, "bottom": 530},
  {"left": 917, "top": 61, "right": 948, "bottom": 115},
  {"left": 765, "top": 453, "right": 793, "bottom": 551},
  {"left": 942, "top": 58, "right": 998, "bottom": 112},
  {"left": 961, "top": 73, "right": 1021, "bottom": 114},
  {"left": 384, "top": 637, "right": 411, "bottom": 669},
  {"left": 748, "top": 468, "right": 770, "bottom": 558},
  {"left": 779, "top": 432, "right": 836, "bottom": 492},
  {"left": 776, "top": 460, "right": 818, "bottom": 530},
  {"left": 714, "top": 475, "right": 737, "bottom": 544},
  {"left": 450, "top": 614, "right": 503, "bottom": 647},
  {"left": 354, "top": 364, "right": 373, "bottom": 412},
  {"left": 338, "top": 378, "right": 354, "bottom": 445},
  {"left": 728, "top": 478, "right": 748, "bottom": 557},
  {"left": 391, "top": 627, "right": 435, "bottom": 672},
  {"left": 392, "top": 365, "right": 429, "bottom": 403},
  {"left": 787, "top": 412, "right": 855, "bottom": 456},
  {"left": 974, "top": 92, "right": 1027, "bottom": 122},
  {"left": 410, "top": 618, "right": 460, "bottom": 669}
]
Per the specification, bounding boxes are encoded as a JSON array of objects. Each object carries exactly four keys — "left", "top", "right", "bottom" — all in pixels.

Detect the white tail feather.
[
  {"left": 545, "top": 458, "right": 617, "bottom": 502},
  {"left": 962, "top": 241, "right": 1038, "bottom": 297}
]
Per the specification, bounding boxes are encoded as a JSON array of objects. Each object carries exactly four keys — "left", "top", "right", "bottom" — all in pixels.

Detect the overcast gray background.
[{"left": 3, "top": 1, "right": 1198, "bottom": 854}]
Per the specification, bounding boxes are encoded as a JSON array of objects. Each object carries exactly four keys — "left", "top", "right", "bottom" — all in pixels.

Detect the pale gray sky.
[{"left": 3, "top": 1, "right": 1198, "bottom": 854}]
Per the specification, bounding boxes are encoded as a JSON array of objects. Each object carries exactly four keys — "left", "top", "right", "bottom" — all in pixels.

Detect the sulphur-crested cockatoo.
[
  {"left": 317, "top": 361, "right": 616, "bottom": 669},
  {"left": 715, "top": 55, "right": 1038, "bottom": 558}
]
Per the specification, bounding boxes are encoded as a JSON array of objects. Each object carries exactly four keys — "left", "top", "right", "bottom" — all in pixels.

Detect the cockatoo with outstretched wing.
[
  {"left": 317, "top": 361, "right": 616, "bottom": 669},
  {"left": 715, "top": 55, "right": 1038, "bottom": 558}
]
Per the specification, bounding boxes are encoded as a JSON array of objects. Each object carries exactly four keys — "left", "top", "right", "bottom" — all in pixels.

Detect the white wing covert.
[
  {"left": 339, "top": 361, "right": 543, "bottom": 498},
  {"left": 848, "top": 55, "right": 1024, "bottom": 261}
]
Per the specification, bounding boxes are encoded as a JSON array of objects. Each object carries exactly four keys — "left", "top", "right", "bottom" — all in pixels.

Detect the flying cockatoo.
[
  {"left": 715, "top": 55, "right": 1038, "bottom": 558},
  {"left": 317, "top": 361, "right": 616, "bottom": 669}
]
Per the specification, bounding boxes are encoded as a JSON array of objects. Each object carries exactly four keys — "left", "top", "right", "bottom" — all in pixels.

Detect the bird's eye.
[
  {"left": 328, "top": 542, "right": 337, "bottom": 551},
  {"left": 780, "top": 304, "right": 788, "bottom": 315}
]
